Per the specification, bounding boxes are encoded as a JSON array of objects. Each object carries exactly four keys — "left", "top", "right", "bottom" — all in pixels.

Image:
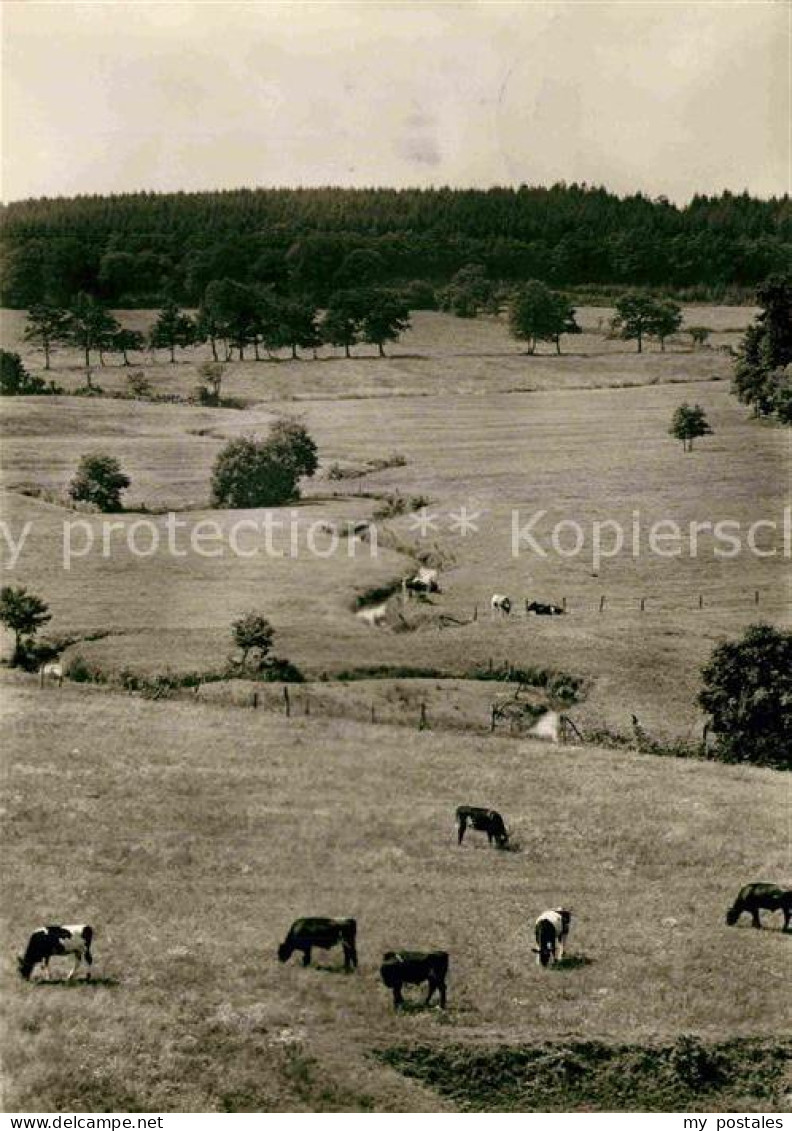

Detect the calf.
[
  {"left": 380, "top": 950, "right": 449, "bottom": 1008},
  {"left": 18, "top": 924, "right": 94, "bottom": 981},
  {"left": 490, "top": 594, "right": 511, "bottom": 617},
  {"left": 404, "top": 567, "right": 440, "bottom": 596},
  {"left": 726, "top": 883, "right": 792, "bottom": 930},
  {"left": 525, "top": 601, "right": 564, "bottom": 616},
  {"left": 534, "top": 908, "right": 571, "bottom": 967},
  {"left": 278, "top": 917, "right": 358, "bottom": 970},
  {"left": 456, "top": 805, "right": 509, "bottom": 848}
]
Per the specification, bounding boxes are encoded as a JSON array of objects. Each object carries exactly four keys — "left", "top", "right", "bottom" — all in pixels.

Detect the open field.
[
  {"left": 1, "top": 303, "right": 789, "bottom": 1111},
  {"left": 0, "top": 306, "right": 749, "bottom": 403},
  {"left": 1, "top": 682, "right": 790, "bottom": 1111},
  {"left": 1, "top": 320, "right": 787, "bottom": 741}
]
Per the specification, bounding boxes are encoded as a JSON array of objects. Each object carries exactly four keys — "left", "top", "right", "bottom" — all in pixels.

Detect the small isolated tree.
[
  {"left": 231, "top": 611, "right": 275, "bottom": 671},
  {"left": 669, "top": 403, "right": 713, "bottom": 451},
  {"left": 688, "top": 326, "right": 711, "bottom": 350},
  {"left": 699, "top": 624, "right": 791, "bottom": 769},
  {"left": 0, "top": 586, "right": 51, "bottom": 665},
  {"left": 438, "top": 264, "right": 496, "bottom": 318},
  {"left": 23, "top": 303, "right": 69, "bottom": 370},
  {"left": 126, "top": 370, "right": 152, "bottom": 398},
  {"left": 69, "top": 452, "right": 131, "bottom": 512},
  {"left": 149, "top": 299, "right": 195, "bottom": 363}
]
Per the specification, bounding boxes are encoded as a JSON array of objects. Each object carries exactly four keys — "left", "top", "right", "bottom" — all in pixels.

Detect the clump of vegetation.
[
  {"left": 508, "top": 280, "right": 580, "bottom": 355},
  {"left": 68, "top": 452, "right": 130, "bottom": 512},
  {"left": 669, "top": 402, "right": 713, "bottom": 451},
  {"left": 733, "top": 274, "right": 792, "bottom": 423},
  {"left": 0, "top": 349, "right": 61, "bottom": 396},
  {"left": 377, "top": 1037, "right": 788, "bottom": 1112},
  {"left": 688, "top": 325, "right": 711, "bottom": 349},
  {"left": 0, "top": 585, "right": 51, "bottom": 667},
  {"left": 211, "top": 419, "right": 317, "bottom": 508},
  {"left": 226, "top": 612, "right": 303, "bottom": 683},
  {"left": 610, "top": 292, "right": 682, "bottom": 353},
  {"left": 125, "top": 370, "right": 153, "bottom": 398},
  {"left": 194, "top": 360, "right": 225, "bottom": 406},
  {"left": 699, "top": 623, "right": 791, "bottom": 769}
]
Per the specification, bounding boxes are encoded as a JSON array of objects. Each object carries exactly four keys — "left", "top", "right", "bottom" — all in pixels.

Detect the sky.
[{"left": 1, "top": 1, "right": 789, "bottom": 204}]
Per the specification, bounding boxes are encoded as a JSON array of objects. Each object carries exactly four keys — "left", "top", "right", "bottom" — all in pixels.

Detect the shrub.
[
  {"left": 699, "top": 623, "right": 791, "bottom": 769},
  {"left": 0, "top": 350, "right": 61, "bottom": 396},
  {"left": 126, "top": 370, "right": 153, "bottom": 398},
  {"left": 211, "top": 420, "right": 317, "bottom": 508},
  {"left": 68, "top": 452, "right": 130, "bottom": 512},
  {"left": 0, "top": 586, "right": 51, "bottom": 666}
]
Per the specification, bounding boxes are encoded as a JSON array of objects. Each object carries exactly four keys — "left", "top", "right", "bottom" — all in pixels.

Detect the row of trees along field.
[
  {"left": 12, "top": 280, "right": 712, "bottom": 375},
  {"left": 2, "top": 184, "right": 791, "bottom": 307}
]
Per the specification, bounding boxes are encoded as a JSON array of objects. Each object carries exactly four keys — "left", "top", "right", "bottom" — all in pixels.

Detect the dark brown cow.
[
  {"left": 380, "top": 950, "right": 449, "bottom": 1008},
  {"left": 278, "top": 917, "right": 358, "bottom": 970},
  {"left": 456, "top": 805, "right": 509, "bottom": 848},
  {"left": 726, "top": 884, "right": 792, "bottom": 930}
]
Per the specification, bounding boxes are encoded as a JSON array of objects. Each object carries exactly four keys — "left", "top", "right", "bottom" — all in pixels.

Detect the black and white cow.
[
  {"left": 525, "top": 601, "right": 564, "bottom": 616},
  {"left": 726, "top": 883, "right": 792, "bottom": 930},
  {"left": 380, "top": 950, "right": 449, "bottom": 1008},
  {"left": 456, "top": 805, "right": 509, "bottom": 848},
  {"left": 18, "top": 924, "right": 94, "bottom": 981},
  {"left": 278, "top": 917, "right": 358, "bottom": 970},
  {"left": 490, "top": 594, "right": 511, "bottom": 617},
  {"left": 534, "top": 908, "right": 571, "bottom": 967},
  {"left": 404, "top": 568, "right": 440, "bottom": 596}
]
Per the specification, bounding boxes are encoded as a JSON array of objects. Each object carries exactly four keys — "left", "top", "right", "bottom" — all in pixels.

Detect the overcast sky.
[{"left": 2, "top": 1, "right": 788, "bottom": 204}]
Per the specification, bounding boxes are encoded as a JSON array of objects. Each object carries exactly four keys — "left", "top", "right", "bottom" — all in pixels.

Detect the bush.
[
  {"left": 699, "top": 624, "right": 791, "bottom": 768},
  {"left": 126, "top": 370, "right": 152, "bottom": 398},
  {"left": 211, "top": 420, "right": 318, "bottom": 508},
  {"left": 0, "top": 350, "right": 61, "bottom": 396},
  {"left": 68, "top": 452, "right": 131, "bottom": 512}
]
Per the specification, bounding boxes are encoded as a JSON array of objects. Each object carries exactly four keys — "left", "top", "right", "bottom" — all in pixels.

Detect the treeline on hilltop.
[{"left": 2, "top": 183, "right": 791, "bottom": 308}]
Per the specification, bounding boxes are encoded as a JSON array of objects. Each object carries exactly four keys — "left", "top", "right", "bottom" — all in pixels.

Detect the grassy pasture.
[
  {"left": 1, "top": 306, "right": 746, "bottom": 404},
  {"left": 1, "top": 370, "right": 787, "bottom": 741},
  {"left": 1, "top": 682, "right": 789, "bottom": 1111}
]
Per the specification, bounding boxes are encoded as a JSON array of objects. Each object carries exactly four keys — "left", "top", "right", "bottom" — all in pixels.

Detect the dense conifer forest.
[{"left": 2, "top": 183, "right": 790, "bottom": 307}]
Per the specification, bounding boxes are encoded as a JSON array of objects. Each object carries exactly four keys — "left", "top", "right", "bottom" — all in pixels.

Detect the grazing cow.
[
  {"left": 380, "top": 950, "right": 449, "bottom": 1008},
  {"left": 39, "top": 661, "right": 64, "bottom": 688},
  {"left": 725, "top": 883, "right": 792, "bottom": 931},
  {"left": 277, "top": 917, "right": 358, "bottom": 970},
  {"left": 490, "top": 594, "right": 511, "bottom": 617},
  {"left": 18, "top": 924, "right": 94, "bottom": 981},
  {"left": 525, "top": 601, "right": 564, "bottom": 616},
  {"left": 456, "top": 805, "right": 509, "bottom": 848},
  {"left": 534, "top": 908, "right": 571, "bottom": 967},
  {"left": 357, "top": 603, "right": 388, "bottom": 627}
]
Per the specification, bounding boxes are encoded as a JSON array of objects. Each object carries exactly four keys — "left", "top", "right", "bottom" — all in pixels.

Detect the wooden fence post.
[
  {"left": 251, "top": 690, "right": 258, "bottom": 709},
  {"left": 419, "top": 702, "right": 428, "bottom": 730},
  {"left": 490, "top": 705, "right": 497, "bottom": 732},
  {"left": 488, "top": 657, "right": 493, "bottom": 673},
  {"left": 304, "top": 694, "right": 310, "bottom": 716},
  {"left": 599, "top": 595, "right": 606, "bottom": 613},
  {"left": 754, "top": 589, "right": 759, "bottom": 605},
  {"left": 562, "top": 596, "right": 567, "bottom": 611},
  {"left": 640, "top": 597, "right": 645, "bottom": 612},
  {"left": 473, "top": 604, "right": 478, "bottom": 622},
  {"left": 371, "top": 703, "right": 376, "bottom": 725},
  {"left": 698, "top": 594, "right": 704, "bottom": 610},
  {"left": 283, "top": 685, "right": 291, "bottom": 717}
]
